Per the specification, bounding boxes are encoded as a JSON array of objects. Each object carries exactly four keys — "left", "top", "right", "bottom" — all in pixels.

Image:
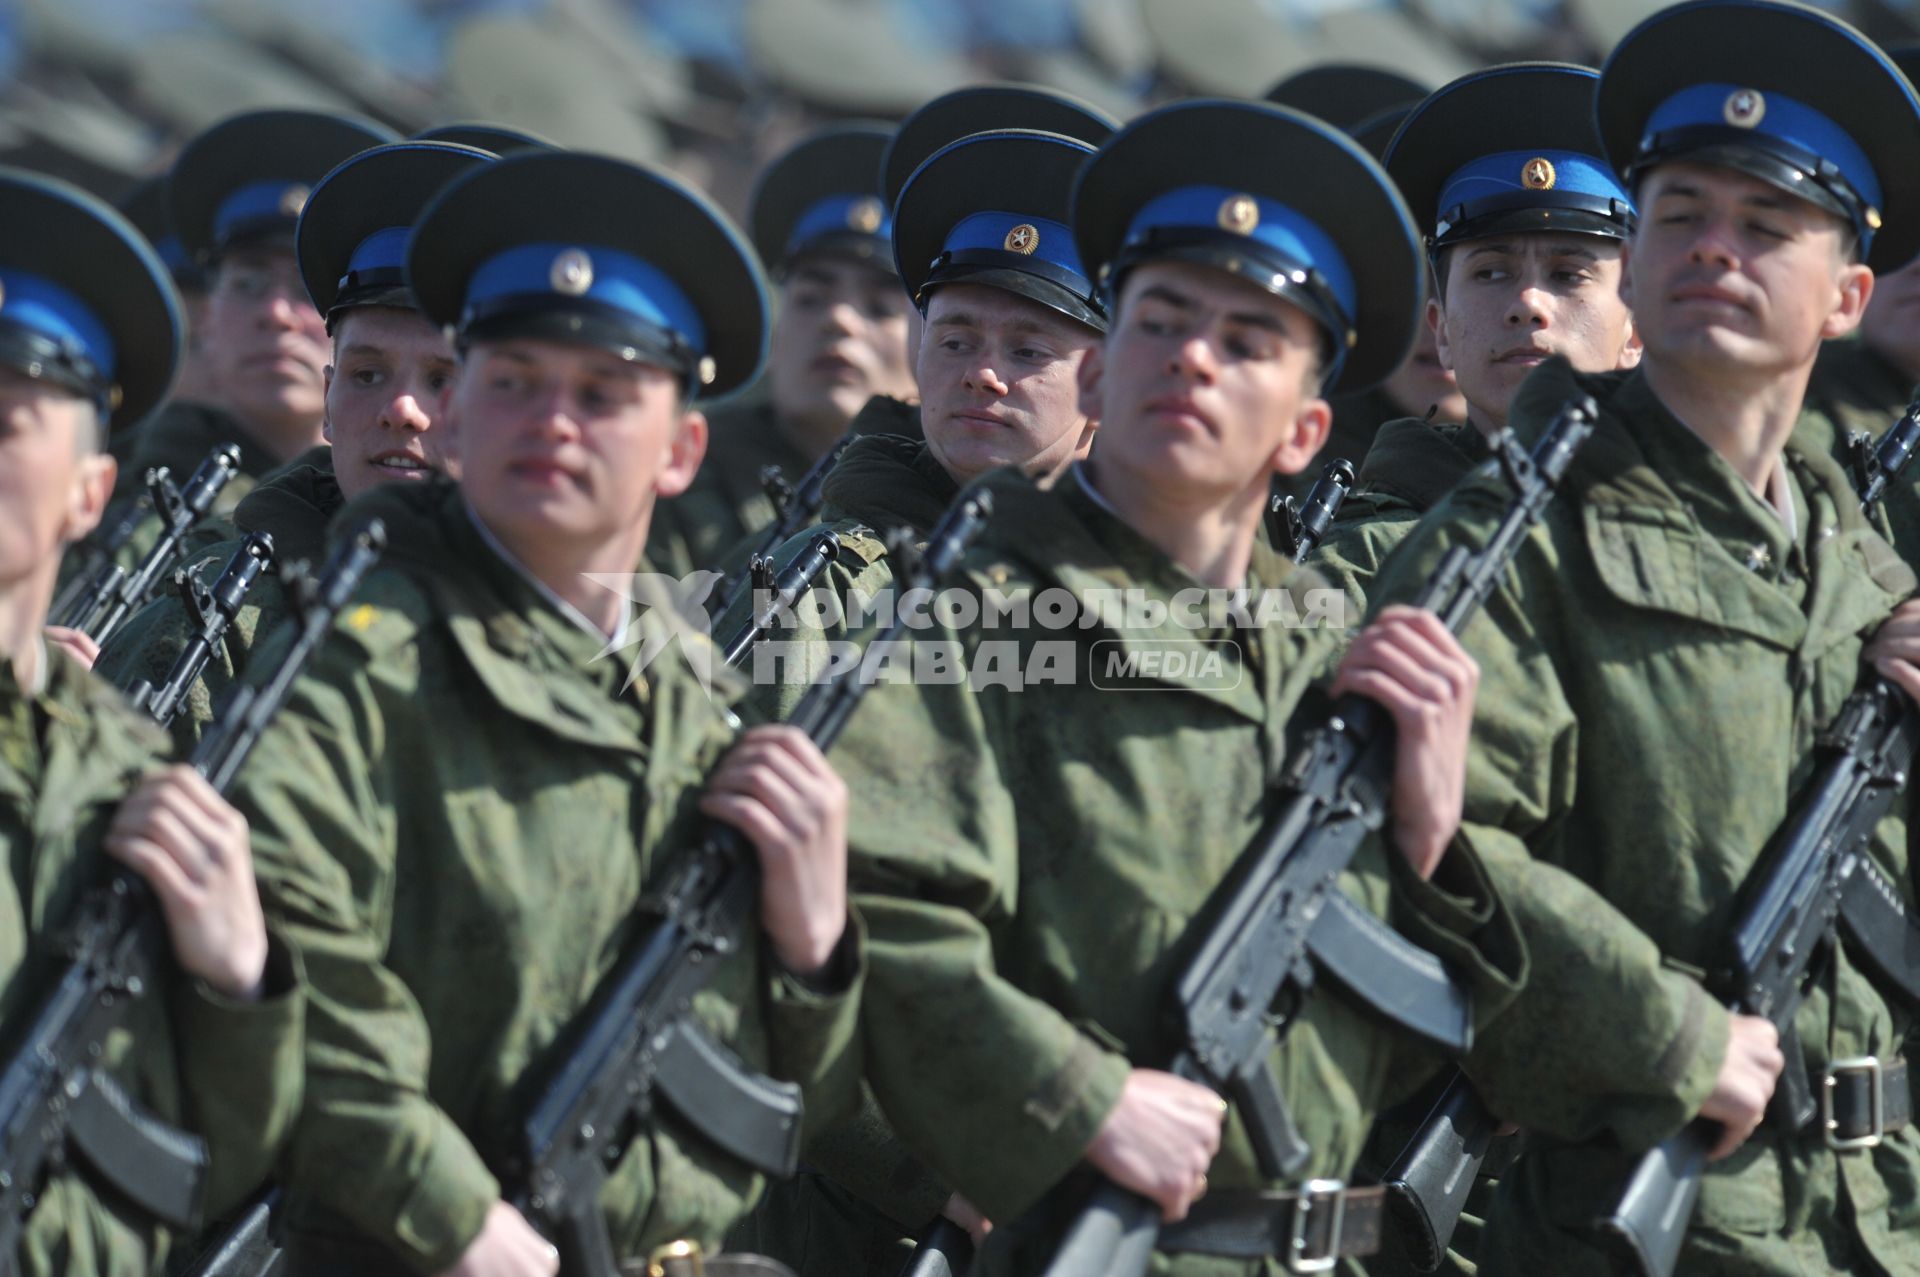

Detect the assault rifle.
[
  {"left": 1039, "top": 397, "right": 1598, "bottom": 1277},
  {"left": 720, "top": 528, "right": 842, "bottom": 667},
  {"left": 124, "top": 532, "right": 277, "bottom": 726},
  {"left": 1381, "top": 390, "right": 1920, "bottom": 1274},
  {"left": 0, "top": 521, "right": 386, "bottom": 1267},
  {"left": 57, "top": 445, "right": 243, "bottom": 645},
  {"left": 501, "top": 490, "right": 994, "bottom": 1275},
  {"left": 1273, "top": 459, "right": 1355, "bottom": 563},
  {"left": 710, "top": 432, "right": 858, "bottom": 622}
]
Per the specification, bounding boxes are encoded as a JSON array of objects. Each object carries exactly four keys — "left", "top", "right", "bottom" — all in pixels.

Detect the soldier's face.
[
  {"left": 767, "top": 256, "right": 916, "bottom": 442},
  {"left": 1624, "top": 163, "right": 1871, "bottom": 376},
  {"left": 916, "top": 283, "right": 1099, "bottom": 485},
  {"left": 322, "top": 307, "right": 458, "bottom": 503},
  {"left": 446, "top": 337, "right": 705, "bottom": 558},
  {"left": 1860, "top": 253, "right": 1920, "bottom": 380},
  {"left": 1378, "top": 319, "right": 1467, "bottom": 423},
  {"left": 1088, "top": 261, "right": 1329, "bottom": 506},
  {"left": 0, "top": 368, "right": 113, "bottom": 598},
  {"left": 1435, "top": 233, "right": 1638, "bottom": 432},
  {"left": 202, "top": 249, "right": 330, "bottom": 434}
]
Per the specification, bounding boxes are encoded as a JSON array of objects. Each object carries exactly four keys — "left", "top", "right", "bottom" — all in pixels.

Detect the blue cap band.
[
  {"left": 787, "top": 193, "right": 892, "bottom": 259},
  {"left": 1436, "top": 149, "right": 1635, "bottom": 231},
  {"left": 0, "top": 268, "right": 115, "bottom": 382},
  {"left": 1121, "top": 184, "right": 1357, "bottom": 324},
  {"left": 155, "top": 236, "right": 197, "bottom": 280},
  {"left": 462, "top": 241, "right": 707, "bottom": 355},
  {"left": 346, "top": 226, "right": 411, "bottom": 278},
  {"left": 938, "top": 211, "right": 1089, "bottom": 290},
  {"left": 1642, "top": 82, "right": 1881, "bottom": 218},
  {"left": 213, "top": 179, "right": 310, "bottom": 248}
]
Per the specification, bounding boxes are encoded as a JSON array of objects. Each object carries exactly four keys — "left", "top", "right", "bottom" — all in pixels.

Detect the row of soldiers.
[{"left": 7, "top": 0, "right": 1920, "bottom": 1273}]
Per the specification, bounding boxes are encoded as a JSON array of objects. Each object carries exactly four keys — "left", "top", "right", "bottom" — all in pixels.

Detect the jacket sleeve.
[
  {"left": 236, "top": 628, "right": 498, "bottom": 1274},
  {"left": 1367, "top": 486, "right": 1727, "bottom": 1150},
  {"left": 169, "top": 929, "right": 307, "bottom": 1215},
  {"left": 841, "top": 626, "right": 1131, "bottom": 1224}
]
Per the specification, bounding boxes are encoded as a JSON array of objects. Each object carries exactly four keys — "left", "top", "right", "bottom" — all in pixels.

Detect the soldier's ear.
[
  {"left": 657, "top": 407, "right": 707, "bottom": 499},
  {"left": 321, "top": 363, "right": 336, "bottom": 444},
  {"left": 1823, "top": 260, "right": 1874, "bottom": 341},
  {"left": 1076, "top": 341, "right": 1106, "bottom": 424},
  {"left": 1270, "top": 391, "right": 1331, "bottom": 480},
  {"left": 62, "top": 424, "right": 115, "bottom": 546},
  {"left": 1617, "top": 240, "right": 1636, "bottom": 311},
  {"left": 1428, "top": 297, "right": 1454, "bottom": 377}
]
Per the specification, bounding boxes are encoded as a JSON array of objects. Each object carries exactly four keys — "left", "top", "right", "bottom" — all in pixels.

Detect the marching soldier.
[
  {"left": 0, "top": 168, "right": 303, "bottom": 1277},
  {"left": 94, "top": 140, "right": 496, "bottom": 750},
  {"left": 1366, "top": 2, "right": 1920, "bottom": 1271},
  {"left": 232, "top": 150, "right": 862, "bottom": 1276},
  {"left": 832, "top": 99, "right": 1525, "bottom": 1275},
  {"left": 1313, "top": 62, "right": 1641, "bottom": 612},
  {"left": 115, "top": 109, "right": 395, "bottom": 515},
  {"left": 1267, "top": 63, "right": 1467, "bottom": 488},
  {"left": 646, "top": 125, "right": 918, "bottom": 578}
]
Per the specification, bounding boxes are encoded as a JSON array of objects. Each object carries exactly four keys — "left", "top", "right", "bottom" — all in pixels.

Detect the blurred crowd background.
[{"left": 7, "top": 0, "right": 1920, "bottom": 221}]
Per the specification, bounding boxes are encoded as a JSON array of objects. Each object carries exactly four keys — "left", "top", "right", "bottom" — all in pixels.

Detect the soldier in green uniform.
[
  {"left": 1366, "top": 3, "right": 1920, "bottom": 1272},
  {"left": 95, "top": 140, "right": 496, "bottom": 750},
  {"left": 1312, "top": 63, "right": 1641, "bottom": 614},
  {"left": 834, "top": 99, "right": 1527, "bottom": 1276},
  {"left": 645, "top": 125, "right": 919, "bottom": 578},
  {"left": 1266, "top": 63, "right": 1468, "bottom": 488},
  {"left": 0, "top": 167, "right": 305, "bottom": 1277},
  {"left": 116, "top": 109, "right": 396, "bottom": 515},
  {"left": 723, "top": 123, "right": 1111, "bottom": 723},
  {"left": 1800, "top": 42, "right": 1920, "bottom": 558},
  {"left": 116, "top": 172, "right": 216, "bottom": 436},
  {"left": 718, "top": 117, "right": 1116, "bottom": 1274},
  {"left": 233, "top": 149, "right": 863, "bottom": 1276}
]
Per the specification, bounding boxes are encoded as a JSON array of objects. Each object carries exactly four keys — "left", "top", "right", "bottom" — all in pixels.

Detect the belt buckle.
[
  {"left": 648, "top": 1240, "right": 705, "bottom": 1277},
  {"left": 1822, "top": 1055, "right": 1885, "bottom": 1151},
  {"left": 1287, "top": 1178, "right": 1346, "bottom": 1274}
]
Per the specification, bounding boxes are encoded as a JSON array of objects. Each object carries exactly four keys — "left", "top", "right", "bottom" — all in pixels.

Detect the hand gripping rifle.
[
  {"left": 1273, "top": 460, "right": 1356, "bottom": 564},
  {"left": 501, "top": 489, "right": 994, "bottom": 1276},
  {"left": 0, "top": 521, "right": 385, "bottom": 1268},
  {"left": 58, "top": 445, "right": 244, "bottom": 645},
  {"left": 1038, "top": 397, "right": 1597, "bottom": 1277},
  {"left": 1379, "top": 388, "right": 1920, "bottom": 1273},
  {"left": 710, "top": 432, "right": 859, "bottom": 622},
  {"left": 1596, "top": 408, "right": 1920, "bottom": 1277},
  {"left": 720, "top": 529, "right": 842, "bottom": 668},
  {"left": 123, "top": 532, "right": 277, "bottom": 726}
]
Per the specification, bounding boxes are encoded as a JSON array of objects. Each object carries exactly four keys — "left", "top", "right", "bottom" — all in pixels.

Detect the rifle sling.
[{"left": 1307, "top": 893, "right": 1473, "bottom": 1053}]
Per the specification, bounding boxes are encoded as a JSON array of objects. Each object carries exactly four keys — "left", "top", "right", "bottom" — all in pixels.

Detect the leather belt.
[
  {"left": 1158, "top": 1181, "right": 1385, "bottom": 1272},
  {"left": 1810, "top": 1056, "right": 1911, "bottom": 1150}
]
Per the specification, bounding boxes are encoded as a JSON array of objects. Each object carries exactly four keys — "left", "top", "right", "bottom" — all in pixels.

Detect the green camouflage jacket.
[
  {"left": 234, "top": 480, "right": 865, "bottom": 1273},
  {"left": 2, "top": 651, "right": 304, "bottom": 1275},
  {"left": 1369, "top": 360, "right": 1920, "bottom": 1276},
  {"left": 721, "top": 428, "right": 959, "bottom": 728},
  {"left": 1799, "top": 336, "right": 1920, "bottom": 561},
  {"left": 112, "top": 401, "right": 280, "bottom": 515},
  {"left": 1309, "top": 418, "right": 1491, "bottom": 617},
  {"left": 835, "top": 466, "right": 1527, "bottom": 1275},
  {"left": 95, "top": 447, "right": 340, "bottom": 754}
]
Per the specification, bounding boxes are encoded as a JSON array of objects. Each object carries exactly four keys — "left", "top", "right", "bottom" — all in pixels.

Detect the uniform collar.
[{"left": 463, "top": 500, "right": 630, "bottom": 647}]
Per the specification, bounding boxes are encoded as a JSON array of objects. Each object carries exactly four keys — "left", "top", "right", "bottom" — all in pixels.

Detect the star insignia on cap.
[
  {"left": 846, "top": 197, "right": 885, "bottom": 234},
  {"left": 1217, "top": 193, "right": 1260, "bottom": 236},
  {"left": 1521, "top": 158, "right": 1557, "bottom": 191},
  {"left": 1724, "top": 89, "right": 1766, "bottom": 129},
  {"left": 1004, "top": 223, "right": 1040, "bottom": 255},
  {"left": 550, "top": 249, "right": 595, "bottom": 296},
  {"left": 278, "top": 184, "right": 310, "bottom": 217}
]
